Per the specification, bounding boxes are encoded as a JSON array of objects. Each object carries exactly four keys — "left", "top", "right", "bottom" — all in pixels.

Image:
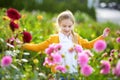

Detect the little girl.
[{"left": 22, "top": 10, "right": 110, "bottom": 79}]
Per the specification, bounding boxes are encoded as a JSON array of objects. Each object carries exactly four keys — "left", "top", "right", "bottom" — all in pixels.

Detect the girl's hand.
[{"left": 102, "top": 27, "right": 110, "bottom": 38}]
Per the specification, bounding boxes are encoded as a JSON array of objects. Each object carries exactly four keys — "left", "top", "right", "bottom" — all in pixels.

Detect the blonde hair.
[{"left": 56, "top": 10, "right": 78, "bottom": 44}]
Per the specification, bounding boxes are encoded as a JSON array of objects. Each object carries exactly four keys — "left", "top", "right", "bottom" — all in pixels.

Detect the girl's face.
[{"left": 59, "top": 19, "right": 74, "bottom": 36}]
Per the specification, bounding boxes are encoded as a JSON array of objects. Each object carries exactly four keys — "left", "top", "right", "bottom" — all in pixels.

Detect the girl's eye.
[
  {"left": 63, "top": 26, "right": 66, "bottom": 28},
  {"left": 68, "top": 26, "right": 71, "bottom": 28}
]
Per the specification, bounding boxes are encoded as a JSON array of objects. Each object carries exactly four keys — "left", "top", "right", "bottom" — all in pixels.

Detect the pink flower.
[
  {"left": 22, "top": 31, "right": 32, "bottom": 43},
  {"left": 43, "top": 57, "right": 54, "bottom": 66},
  {"left": 112, "top": 60, "right": 120, "bottom": 76},
  {"left": 81, "top": 65, "right": 93, "bottom": 76},
  {"left": 94, "top": 40, "right": 107, "bottom": 52},
  {"left": 77, "top": 53, "right": 89, "bottom": 67},
  {"left": 1, "top": 56, "right": 12, "bottom": 67},
  {"left": 6, "top": 8, "right": 21, "bottom": 20},
  {"left": 116, "top": 37, "right": 120, "bottom": 43},
  {"left": 45, "top": 48, "right": 53, "bottom": 55},
  {"left": 54, "top": 43, "right": 62, "bottom": 51},
  {"left": 45, "top": 44, "right": 55, "bottom": 55},
  {"left": 43, "top": 57, "right": 51, "bottom": 66},
  {"left": 74, "top": 45, "right": 83, "bottom": 53},
  {"left": 51, "top": 53, "right": 62, "bottom": 64},
  {"left": 9, "top": 21, "right": 19, "bottom": 32},
  {"left": 100, "top": 60, "right": 110, "bottom": 74},
  {"left": 55, "top": 65, "right": 67, "bottom": 73}
]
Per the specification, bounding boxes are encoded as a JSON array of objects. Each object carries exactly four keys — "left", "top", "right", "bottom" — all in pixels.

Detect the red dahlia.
[
  {"left": 22, "top": 31, "right": 32, "bottom": 43},
  {"left": 9, "top": 21, "right": 19, "bottom": 32},
  {"left": 6, "top": 8, "right": 21, "bottom": 20}
]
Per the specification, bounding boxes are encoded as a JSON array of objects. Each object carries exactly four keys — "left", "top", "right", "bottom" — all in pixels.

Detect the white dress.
[{"left": 58, "top": 32, "right": 78, "bottom": 73}]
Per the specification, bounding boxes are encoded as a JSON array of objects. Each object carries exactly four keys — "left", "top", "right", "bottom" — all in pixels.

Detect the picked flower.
[
  {"left": 6, "top": 8, "right": 21, "bottom": 20},
  {"left": 1, "top": 55, "right": 12, "bottom": 67},
  {"left": 22, "top": 31, "right": 32, "bottom": 43}
]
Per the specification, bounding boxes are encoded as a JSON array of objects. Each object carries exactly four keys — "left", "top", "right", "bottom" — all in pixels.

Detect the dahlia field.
[{"left": 0, "top": 8, "right": 120, "bottom": 80}]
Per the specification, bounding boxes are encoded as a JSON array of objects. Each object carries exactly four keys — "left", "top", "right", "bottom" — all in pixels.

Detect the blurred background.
[{"left": 0, "top": 0, "right": 120, "bottom": 25}]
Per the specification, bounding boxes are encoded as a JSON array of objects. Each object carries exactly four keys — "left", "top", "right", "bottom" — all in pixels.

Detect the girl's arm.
[
  {"left": 78, "top": 35, "right": 104, "bottom": 49},
  {"left": 78, "top": 27, "right": 110, "bottom": 49},
  {"left": 22, "top": 34, "right": 59, "bottom": 52}
]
